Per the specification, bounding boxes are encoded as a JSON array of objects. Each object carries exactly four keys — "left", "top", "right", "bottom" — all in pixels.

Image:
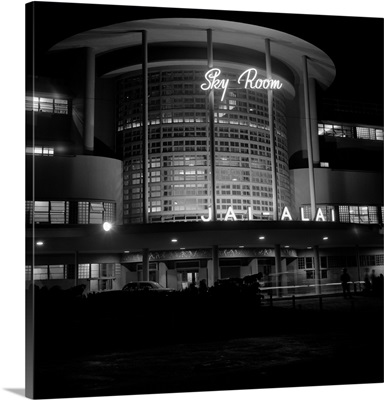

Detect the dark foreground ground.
[{"left": 29, "top": 290, "right": 383, "bottom": 399}]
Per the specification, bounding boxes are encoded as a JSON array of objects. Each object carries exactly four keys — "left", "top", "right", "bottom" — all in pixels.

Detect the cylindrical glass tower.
[{"left": 117, "top": 66, "right": 290, "bottom": 224}]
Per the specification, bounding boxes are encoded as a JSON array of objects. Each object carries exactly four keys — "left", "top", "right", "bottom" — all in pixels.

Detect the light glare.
[{"left": 103, "top": 222, "right": 112, "bottom": 231}]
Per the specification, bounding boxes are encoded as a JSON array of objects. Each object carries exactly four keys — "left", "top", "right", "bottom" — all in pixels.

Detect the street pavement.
[{"left": 33, "top": 293, "right": 383, "bottom": 399}]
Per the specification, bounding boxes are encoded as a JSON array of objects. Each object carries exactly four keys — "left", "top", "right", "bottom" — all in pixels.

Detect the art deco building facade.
[{"left": 26, "top": 12, "right": 383, "bottom": 293}]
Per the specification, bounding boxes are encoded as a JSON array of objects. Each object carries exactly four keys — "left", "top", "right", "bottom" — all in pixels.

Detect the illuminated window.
[
  {"left": 49, "top": 265, "right": 66, "bottom": 279},
  {"left": 26, "top": 200, "right": 115, "bottom": 225},
  {"left": 33, "top": 266, "right": 48, "bottom": 280},
  {"left": 356, "top": 127, "right": 383, "bottom": 141},
  {"left": 50, "top": 201, "right": 66, "bottom": 224},
  {"left": 25, "top": 266, "right": 32, "bottom": 280},
  {"left": 78, "top": 264, "right": 90, "bottom": 279},
  {"left": 26, "top": 96, "right": 69, "bottom": 114},
  {"left": 34, "top": 201, "right": 49, "bottom": 223},
  {"left": 339, "top": 205, "right": 379, "bottom": 224},
  {"left": 318, "top": 123, "right": 383, "bottom": 141},
  {"left": 26, "top": 147, "right": 54, "bottom": 156}
]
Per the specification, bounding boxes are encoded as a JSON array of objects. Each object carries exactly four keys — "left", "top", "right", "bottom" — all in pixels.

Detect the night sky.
[{"left": 26, "top": 2, "right": 383, "bottom": 104}]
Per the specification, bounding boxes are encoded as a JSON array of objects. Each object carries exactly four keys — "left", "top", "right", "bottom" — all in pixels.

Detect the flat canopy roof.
[{"left": 27, "top": 221, "right": 383, "bottom": 256}]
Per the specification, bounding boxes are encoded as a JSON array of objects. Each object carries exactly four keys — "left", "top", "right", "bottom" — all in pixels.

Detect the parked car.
[{"left": 122, "top": 281, "right": 175, "bottom": 294}]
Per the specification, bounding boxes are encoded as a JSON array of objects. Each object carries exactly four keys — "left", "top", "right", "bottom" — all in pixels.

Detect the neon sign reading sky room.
[{"left": 201, "top": 68, "right": 283, "bottom": 101}]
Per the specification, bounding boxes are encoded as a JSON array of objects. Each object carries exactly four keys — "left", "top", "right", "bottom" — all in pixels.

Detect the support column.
[
  {"left": 275, "top": 244, "right": 281, "bottom": 297},
  {"left": 212, "top": 245, "right": 219, "bottom": 284},
  {"left": 309, "top": 78, "right": 320, "bottom": 165},
  {"left": 355, "top": 245, "right": 361, "bottom": 291},
  {"left": 84, "top": 47, "right": 95, "bottom": 154},
  {"left": 302, "top": 56, "right": 317, "bottom": 220},
  {"left": 207, "top": 29, "right": 217, "bottom": 221},
  {"left": 265, "top": 39, "right": 279, "bottom": 220},
  {"left": 142, "top": 248, "right": 149, "bottom": 281},
  {"left": 142, "top": 31, "right": 149, "bottom": 224},
  {"left": 74, "top": 251, "right": 79, "bottom": 287},
  {"left": 313, "top": 245, "right": 321, "bottom": 295},
  {"left": 281, "top": 258, "right": 288, "bottom": 297}
]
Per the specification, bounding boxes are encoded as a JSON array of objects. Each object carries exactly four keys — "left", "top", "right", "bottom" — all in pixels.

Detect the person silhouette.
[
  {"left": 364, "top": 269, "right": 372, "bottom": 294},
  {"left": 340, "top": 268, "right": 352, "bottom": 298}
]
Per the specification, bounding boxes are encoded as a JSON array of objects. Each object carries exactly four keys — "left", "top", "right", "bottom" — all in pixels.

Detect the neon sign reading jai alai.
[
  {"left": 201, "top": 206, "right": 336, "bottom": 222},
  {"left": 201, "top": 68, "right": 283, "bottom": 101}
]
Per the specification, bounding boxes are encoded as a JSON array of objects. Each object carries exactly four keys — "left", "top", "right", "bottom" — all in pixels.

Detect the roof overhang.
[
  {"left": 50, "top": 18, "right": 336, "bottom": 89},
  {"left": 27, "top": 221, "right": 383, "bottom": 256}
]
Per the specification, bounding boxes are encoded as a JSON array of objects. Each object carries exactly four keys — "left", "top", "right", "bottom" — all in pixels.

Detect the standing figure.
[
  {"left": 340, "top": 268, "right": 352, "bottom": 298},
  {"left": 364, "top": 269, "right": 372, "bottom": 294}
]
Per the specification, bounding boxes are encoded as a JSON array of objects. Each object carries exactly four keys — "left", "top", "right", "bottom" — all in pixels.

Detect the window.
[
  {"left": 306, "top": 270, "right": 315, "bottom": 279},
  {"left": 34, "top": 201, "right": 49, "bottom": 223},
  {"left": 26, "top": 96, "right": 69, "bottom": 114},
  {"left": 339, "top": 205, "right": 379, "bottom": 224},
  {"left": 26, "top": 147, "right": 54, "bottom": 156},
  {"left": 321, "top": 270, "right": 328, "bottom": 279},
  {"left": 49, "top": 265, "right": 66, "bottom": 279},
  {"left": 298, "top": 257, "right": 313, "bottom": 270},
  {"left": 356, "top": 127, "right": 383, "bottom": 141},
  {"left": 26, "top": 200, "right": 115, "bottom": 225},
  {"left": 78, "top": 264, "right": 90, "bottom": 279},
  {"left": 318, "top": 123, "right": 353, "bottom": 138},
  {"left": 33, "top": 266, "right": 48, "bottom": 280},
  {"left": 50, "top": 201, "right": 65, "bottom": 224},
  {"left": 318, "top": 123, "right": 383, "bottom": 141},
  {"left": 25, "top": 266, "right": 32, "bottom": 281},
  {"left": 27, "top": 264, "right": 118, "bottom": 292},
  {"left": 360, "top": 254, "right": 384, "bottom": 267}
]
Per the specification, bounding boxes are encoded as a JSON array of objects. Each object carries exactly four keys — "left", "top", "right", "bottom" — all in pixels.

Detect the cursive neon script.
[
  {"left": 201, "top": 68, "right": 229, "bottom": 101},
  {"left": 200, "top": 68, "right": 283, "bottom": 101}
]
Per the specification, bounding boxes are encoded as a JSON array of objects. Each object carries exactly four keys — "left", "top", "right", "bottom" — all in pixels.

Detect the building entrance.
[{"left": 177, "top": 270, "right": 199, "bottom": 291}]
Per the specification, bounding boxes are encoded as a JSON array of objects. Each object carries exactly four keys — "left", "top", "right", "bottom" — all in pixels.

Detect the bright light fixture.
[
  {"left": 323, "top": 236, "right": 329, "bottom": 240},
  {"left": 36, "top": 241, "right": 44, "bottom": 246},
  {"left": 171, "top": 238, "right": 178, "bottom": 243},
  {"left": 259, "top": 236, "right": 265, "bottom": 240},
  {"left": 103, "top": 222, "right": 112, "bottom": 231}
]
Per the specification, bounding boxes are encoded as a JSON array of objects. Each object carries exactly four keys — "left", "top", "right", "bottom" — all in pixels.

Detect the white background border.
[{"left": 1, "top": 1, "right": 383, "bottom": 399}]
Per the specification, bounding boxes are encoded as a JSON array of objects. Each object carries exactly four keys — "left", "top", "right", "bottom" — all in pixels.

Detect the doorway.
[{"left": 175, "top": 260, "right": 200, "bottom": 290}]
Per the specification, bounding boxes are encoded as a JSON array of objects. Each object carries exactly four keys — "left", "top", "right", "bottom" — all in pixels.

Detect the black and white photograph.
[{"left": 2, "top": 1, "right": 384, "bottom": 399}]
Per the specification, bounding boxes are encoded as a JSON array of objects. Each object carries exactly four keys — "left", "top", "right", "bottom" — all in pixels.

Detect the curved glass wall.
[{"left": 116, "top": 67, "right": 290, "bottom": 224}]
